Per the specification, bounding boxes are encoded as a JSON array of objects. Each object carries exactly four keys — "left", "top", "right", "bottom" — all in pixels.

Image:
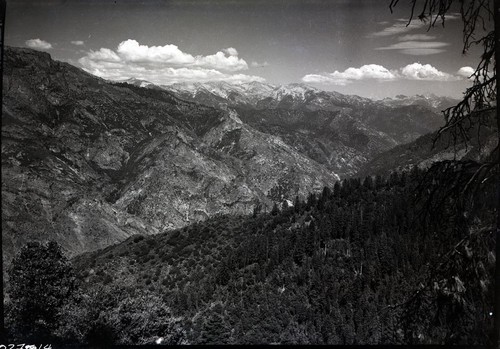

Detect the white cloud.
[
  {"left": 196, "top": 50, "right": 248, "bottom": 71},
  {"left": 223, "top": 47, "right": 238, "bottom": 56},
  {"left": 457, "top": 66, "right": 475, "bottom": 78},
  {"left": 303, "top": 73, "right": 343, "bottom": 85},
  {"left": 378, "top": 41, "right": 448, "bottom": 50},
  {"left": 222, "top": 73, "right": 266, "bottom": 84},
  {"left": 302, "top": 62, "right": 465, "bottom": 85},
  {"left": 86, "top": 48, "right": 121, "bottom": 62},
  {"left": 25, "top": 38, "right": 52, "bottom": 50},
  {"left": 400, "top": 62, "right": 458, "bottom": 81},
  {"left": 83, "top": 65, "right": 265, "bottom": 85},
  {"left": 251, "top": 61, "right": 270, "bottom": 68},
  {"left": 335, "top": 65, "right": 396, "bottom": 80},
  {"left": 303, "top": 64, "right": 396, "bottom": 86},
  {"left": 369, "top": 19, "right": 427, "bottom": 37},
  {"left": 375, "top": 41, "right": 449, "bottom": 55},
  {"left": 78, "top": 39, "right": 263, "bottom": 85},
  {"left": 112, "top": 39, "right": 247, "bottom": 71},
  {"left": 398, "top": 34, "right": 436, "bottom": 41},
  {"left": 71, "top": 40, "right": 85, "bottom": 46},
  {"left": 370, "top": 14, "right": 459, "bottom": 38},
  {"left": 401, "top": 48, "right": 447, "bottom": 55},
  {"left": 116, "top": 40, "right": 195, "bottom": 65}
]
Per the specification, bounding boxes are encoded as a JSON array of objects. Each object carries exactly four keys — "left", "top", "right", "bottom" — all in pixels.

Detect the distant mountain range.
[
  {"left": 2, "top": 46, "right": 455, "bottom": 263},
  {"left": 126, "top": 80, "right": 452, "bottom": 178},
  {"left": 379, "top": 93, "right": 459, "bottom": 113},
  {"left": 130, "top": 79, "right": 457, "bottom": 113}
]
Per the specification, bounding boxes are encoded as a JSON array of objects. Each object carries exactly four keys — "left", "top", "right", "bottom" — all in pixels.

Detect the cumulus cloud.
[
  {"left": 223, "top": 47, "right": 238, "bottom": 56},
  {"left": 303, "top": 64, "right": 396, "bottom": 86},
  {"left": 302, "top": 62, "right": 464, "bottom": 85},
  {"left": 78, "top": 39, "right": 264, "bottom": 85},
  {"left": 400, "top": 62, "right": 457, "bottom": 80},
  {"left": 196, "top": 51, "right": 248, "bottom": 71},
  {"left": 110, "top": 40, "right": 248, "bottom": 71},
  {"left": 25, "top": 38, "right": 52, "bottom": 50},
  {"left": 115, "top": 40, "right": 195, "bottom": 65},
  {"left": 71, "top": 40, "right": 85, "bottom": 46},
  {"left": 457, "top": 66, "right": 475, "bottom": 78},
  {"left": 375, "top": 41, "right": 449, "bottom": 55},
  {"left": 86, "top": 48, "right": 121, "bottom": 62}
]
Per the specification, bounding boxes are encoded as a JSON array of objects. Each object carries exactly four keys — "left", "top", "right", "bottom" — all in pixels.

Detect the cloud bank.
[
  {"left": 302, "top": 63, "right": 469, "bottom": 86},
  {"left": 78, "top": 39, "right": 264, "bottom": 84},
  {"left": 25, "top": 38, "right": 53, "bottom": 50}
]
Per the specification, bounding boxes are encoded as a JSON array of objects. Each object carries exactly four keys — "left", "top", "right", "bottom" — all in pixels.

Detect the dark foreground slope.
[
  {"left": 63, "top": 169, "right": 495, "bottom": 345},
  {"left": 1, "top": 47, "right": 338, "bottom": 263}
]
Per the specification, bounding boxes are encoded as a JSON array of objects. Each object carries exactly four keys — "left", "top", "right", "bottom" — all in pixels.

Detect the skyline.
[{"left": 6, "top": 0, "right": 490, "bottom": 99}]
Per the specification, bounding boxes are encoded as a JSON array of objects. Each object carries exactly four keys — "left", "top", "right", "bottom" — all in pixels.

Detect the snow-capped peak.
[
  {"left": 120, "top": 77, "right": 155, "bottom": 88},
  {"left": 271, "top": 83, "right": 316, "bottom": 101}
]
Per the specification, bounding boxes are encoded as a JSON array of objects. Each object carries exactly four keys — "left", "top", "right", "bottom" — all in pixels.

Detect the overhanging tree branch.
[{"left": 387, "top": 0, "right": 499, "bottom": 345}]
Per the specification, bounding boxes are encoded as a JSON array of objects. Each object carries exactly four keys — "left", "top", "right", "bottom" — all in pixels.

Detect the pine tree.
[{"left": 7, "top": 241, "right": 77, "bottom": 341}]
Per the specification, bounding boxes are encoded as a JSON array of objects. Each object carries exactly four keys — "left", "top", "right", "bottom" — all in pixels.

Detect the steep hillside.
[{"left": 1, "top": 47, "right": 338, "bottom": 263}]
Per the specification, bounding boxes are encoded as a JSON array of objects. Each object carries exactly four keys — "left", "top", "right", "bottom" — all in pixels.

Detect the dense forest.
[{"left": 5, "top": 164, "right": 496, "bottom": 345}]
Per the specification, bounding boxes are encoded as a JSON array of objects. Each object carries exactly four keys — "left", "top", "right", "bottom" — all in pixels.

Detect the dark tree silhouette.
[
  {"left": 7, "top": 241, "right": 77, "bottom": 342},
  {"left": 388, "top": 0, "right": 499, "bottom": 345}
]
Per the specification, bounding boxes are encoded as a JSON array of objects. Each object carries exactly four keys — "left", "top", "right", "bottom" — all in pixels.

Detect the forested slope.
[{"left": 56, "top": 167, "right": 496, "bottom": 345}]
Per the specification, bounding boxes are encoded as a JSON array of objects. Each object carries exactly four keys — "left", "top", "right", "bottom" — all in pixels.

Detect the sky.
[{"left": 5, "top": 0, "right": 491, "bottom": 99}]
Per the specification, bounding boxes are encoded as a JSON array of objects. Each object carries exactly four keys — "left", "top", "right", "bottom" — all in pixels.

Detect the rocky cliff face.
[{"left": 2, "top": 47, "right": 338, "bottom": 263}]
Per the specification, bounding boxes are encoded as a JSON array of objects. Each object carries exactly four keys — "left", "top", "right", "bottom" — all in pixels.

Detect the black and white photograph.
[{"left": 1, "top": 0, "right": 498, "bottom": 346}]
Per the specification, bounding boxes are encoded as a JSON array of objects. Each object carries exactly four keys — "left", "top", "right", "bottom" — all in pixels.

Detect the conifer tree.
[{"left": 7, "top": 241, "right": 76, "bottom": 341}]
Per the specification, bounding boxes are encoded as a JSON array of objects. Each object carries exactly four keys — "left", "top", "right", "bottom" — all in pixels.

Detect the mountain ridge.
[
  {"left": 124, "top": 78, "right": 457, "bottom": 113},
  {"left": 2, "top": 46, "right": 454, "bottom": 264},
  {"left": 2, "top": 47, "right": 339, "bottom": 263}
]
